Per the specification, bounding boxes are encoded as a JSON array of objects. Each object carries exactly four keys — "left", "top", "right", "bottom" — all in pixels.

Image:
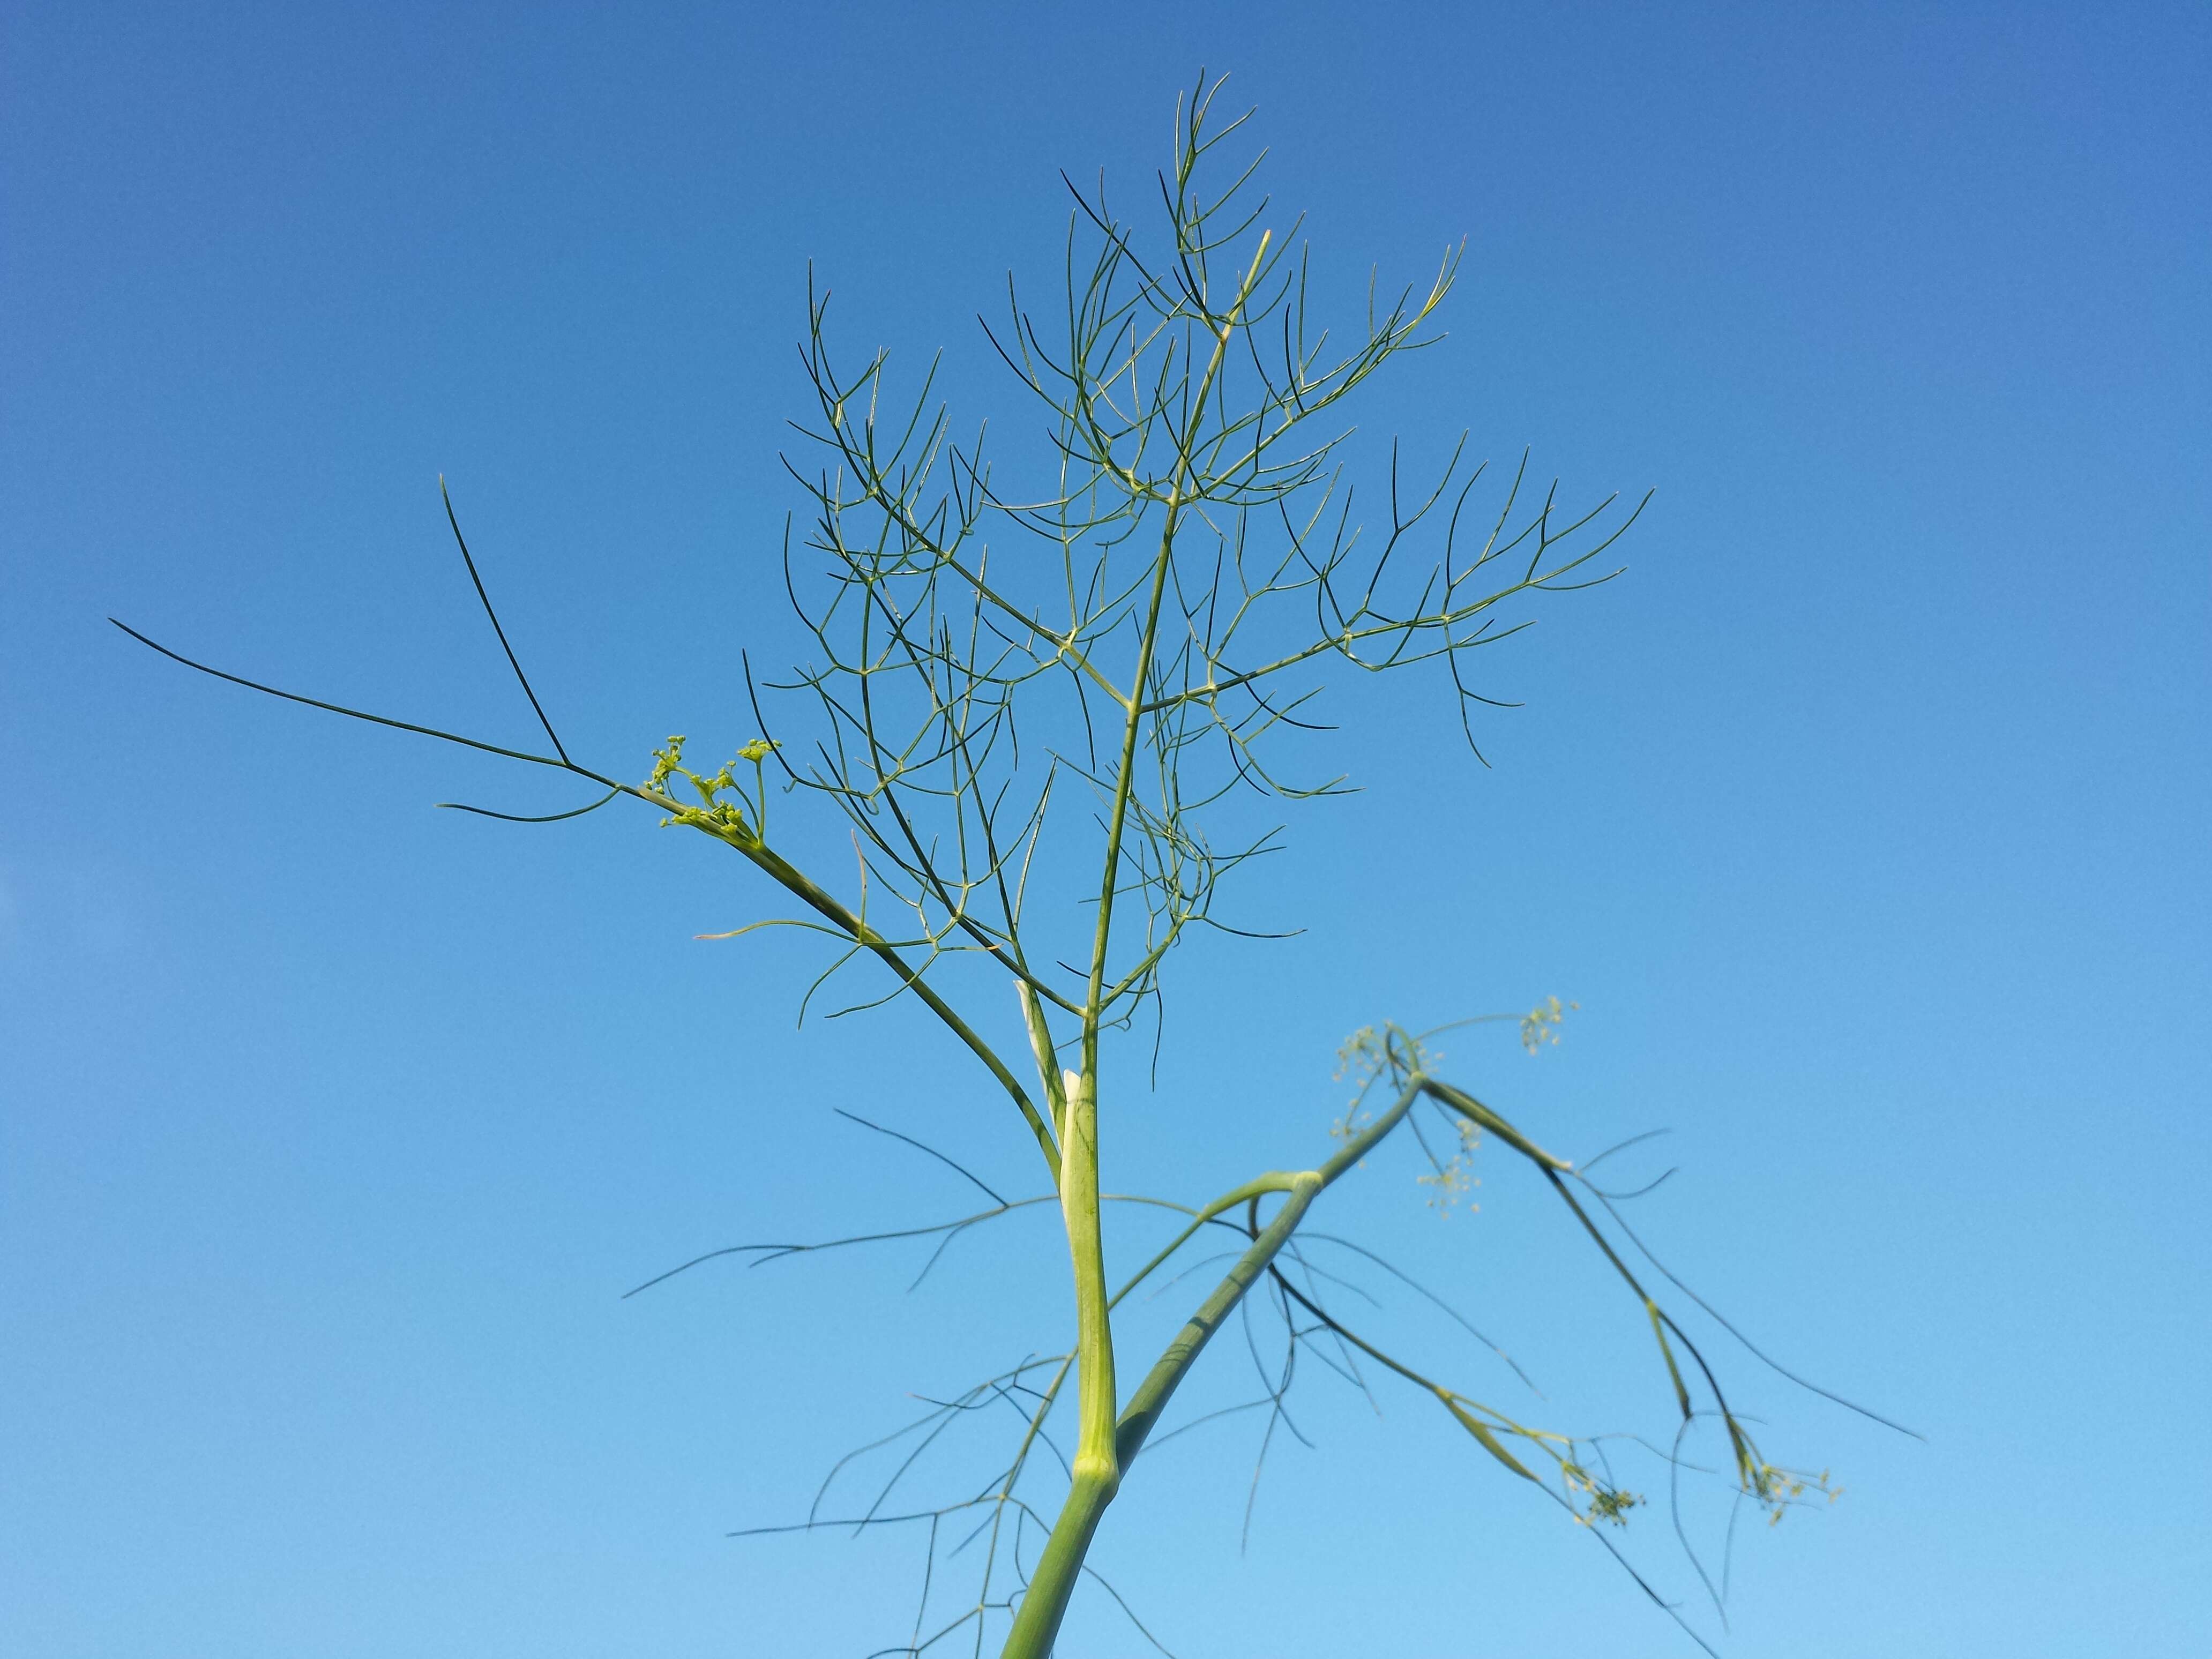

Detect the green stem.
[
  {"left": 1108, "top": 1172, "right": 1302, "bottom": 1312},
  {"left": 1114, "top": 1169, "right": 1323, "bottom": 1470},
  {"left": 1114, "top": 1075, "right": 1423, "bottom": 1468},
  {"left": 1077, "top": 230, "right": 1269, "bottom": 1075},
  {"left": 659, "top": 802, "right": 1062, "bottom": 1182},
  {"left": 1005, "top": 233, "right": 1273, "bottom": 1659},
  {"left": 1002, "top": 1062, "right": 1116, "bottom": 1658}
]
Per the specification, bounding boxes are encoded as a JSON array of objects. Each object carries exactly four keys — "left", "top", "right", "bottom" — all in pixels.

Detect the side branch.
[
  {"left": 1114, "top": 1073, "right": 1425, "bottom": 1470},
  {"left": 650, "top": 820, "right": 1064, "bottom": 1183},
  {"left": 110, "top": 617, "right": 1064, "bottom": 1183}
]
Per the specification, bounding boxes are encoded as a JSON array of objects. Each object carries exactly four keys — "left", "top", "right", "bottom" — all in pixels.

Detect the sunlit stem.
[
  {"left": 656, "top": 795, "right": 1063, "bottom": 1182},
  {"left": 1077, "top": 227, "right": 1272, "bottom": 1086},
  {"left": 1006, "top": 225, "right": 1279, "bottom": 1659},
  {"left": 1114, "top": 1073, "right": 1423, "bottom": 1470},
  {"left": 1003, "top": 1064, "right": 1116, "bottom": 1658}
]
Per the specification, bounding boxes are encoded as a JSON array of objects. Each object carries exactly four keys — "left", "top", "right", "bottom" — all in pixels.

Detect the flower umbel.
[
  {"left": 645, "top": 734, "right": 781, "bottom": 847},
  {"left": 1520, "top": 995, "right": 1578, "bottom": 1054}
]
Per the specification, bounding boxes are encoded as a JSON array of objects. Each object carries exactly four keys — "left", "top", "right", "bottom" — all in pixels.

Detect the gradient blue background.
[{"left": 5, "top": 4, "right": 2207, "bottom": 1654}]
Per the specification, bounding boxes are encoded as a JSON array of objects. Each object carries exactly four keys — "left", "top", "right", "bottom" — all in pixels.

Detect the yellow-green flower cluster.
[
  {"left": 644, "top": 734, "right": 780, "bottom": 847},
  {"left": 1416, "top": 1113, "right": 1483, "bottom": 1214},
  {"left": 1750, "top": 1461, "right": 1840, "bottom": 1526},
  {"left": 1519, "top": 995, "right": 1578, "bottom": 1054}
]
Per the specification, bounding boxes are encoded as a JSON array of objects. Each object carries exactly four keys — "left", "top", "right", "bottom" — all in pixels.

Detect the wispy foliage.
[
  {"left": 743, "top": 79, "right": 1639, "bottom": 1048},
  {"left": 118, "top": 74, "right": 1902, "bottom": 1659}
]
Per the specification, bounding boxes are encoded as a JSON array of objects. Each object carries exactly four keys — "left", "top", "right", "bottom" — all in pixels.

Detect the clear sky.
[{"left": 4, "top": 3, "right": 2207, "bottom": 1655}]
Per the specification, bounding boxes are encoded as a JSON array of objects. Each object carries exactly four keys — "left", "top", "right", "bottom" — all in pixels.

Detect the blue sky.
[{"left": 4, "top": 3, "right": 2207, "bottom": 1655}]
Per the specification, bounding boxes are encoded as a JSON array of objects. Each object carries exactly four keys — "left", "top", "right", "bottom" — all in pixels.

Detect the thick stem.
[
  {"left": 1059, "top": 1068, "right": 1118, "bottom": 1476},
  {"left": 1000, "top": 1469, "right": 1117, "bottom": 1659},
  {"left": 1003, "top": 1064, "right": 1118, "bottom": 1659},
  {"left": 1001, "top": 1074, "right": 1424, "bottom": 1657}
]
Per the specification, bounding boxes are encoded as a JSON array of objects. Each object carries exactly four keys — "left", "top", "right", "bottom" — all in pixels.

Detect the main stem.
[
  {"left": 1000, "top": 1063, "right": 1116, "bottom": 1657},
  {"left": 1001, "top": 240, "right": 1268, "bottom": 1659}
]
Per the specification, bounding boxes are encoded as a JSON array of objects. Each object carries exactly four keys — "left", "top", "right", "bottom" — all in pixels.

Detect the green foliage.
[{"left": 118, "top": 72, "right": 1906, "bottom": 1659}]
